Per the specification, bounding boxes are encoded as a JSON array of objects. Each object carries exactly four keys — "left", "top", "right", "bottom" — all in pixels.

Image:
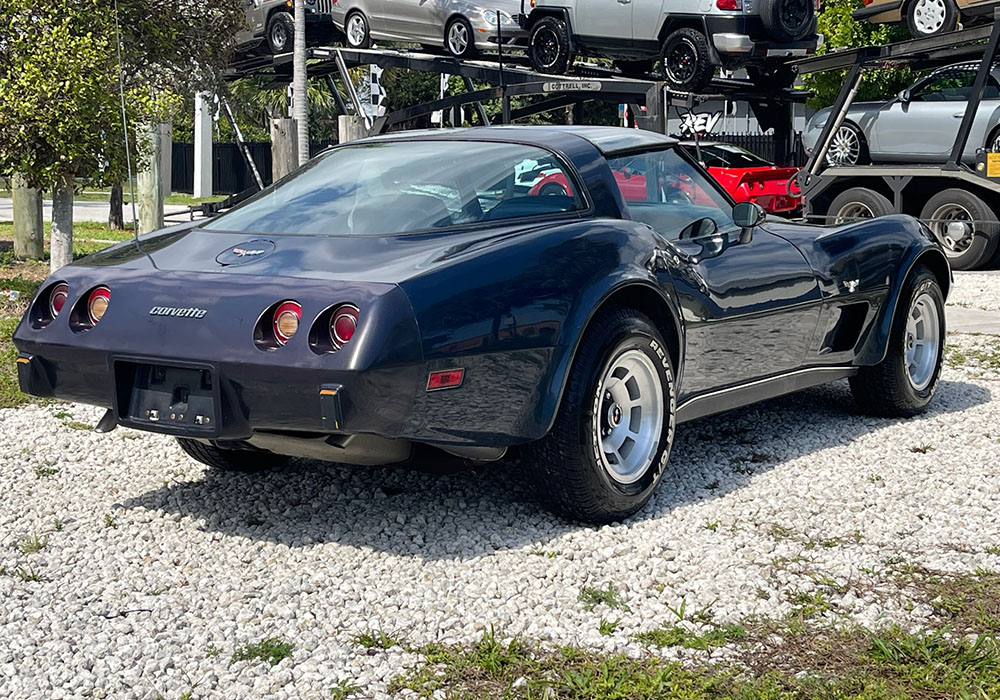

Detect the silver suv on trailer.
[
  {"left": 522, "top": 0, "right": 822, "bottom": 91},
  {"left": 236, "top": 0, "right": 339, "bottom": 55}
]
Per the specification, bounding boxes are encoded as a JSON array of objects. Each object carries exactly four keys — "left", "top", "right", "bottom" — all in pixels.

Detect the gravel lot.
[{"left": 1, "top": 273, "right": 999, "bottom": 699}]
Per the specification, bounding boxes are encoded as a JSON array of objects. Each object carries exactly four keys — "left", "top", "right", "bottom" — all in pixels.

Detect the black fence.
[
  {"left": 171, "top": 141, "right": 336, "bottom": 194},
  {"left": 705, "top": 132, "right": 807, "bottom": 166}
]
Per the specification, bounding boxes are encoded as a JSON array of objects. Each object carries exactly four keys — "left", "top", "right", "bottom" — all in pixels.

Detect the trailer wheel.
[
  {"left": 920, "top": 189, "right": 1000, "bottom": 270},
  {"left": 827, "top": 187, "right": 892, "bottom": 224},
  {"left": 905, "top": 0, "right": 958, "bottom": 37}
]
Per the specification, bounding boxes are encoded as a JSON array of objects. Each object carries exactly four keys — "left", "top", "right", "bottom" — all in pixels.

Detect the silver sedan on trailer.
[{"left": 332, "top": 0, "right": 526, "bottom": 58}]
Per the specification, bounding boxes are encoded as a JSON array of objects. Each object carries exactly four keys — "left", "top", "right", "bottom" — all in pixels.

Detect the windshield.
[
  {"left": 695, "top": 144, "right": 771, "bottom": 168},
  {"left": 202, "top": 141, "right": 585, "bottom": 235}
]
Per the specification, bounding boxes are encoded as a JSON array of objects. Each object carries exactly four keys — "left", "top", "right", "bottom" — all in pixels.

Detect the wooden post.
[
  {"left": 160, "top": 121, "right": 173, "bottom": 200},
  {"left": 11, "top": 173, "right": 43, "bottom": 260},
  {"left": 137, "top": 122, "right": 164, "bottom": 234},
  {"left": 50, "top": 170, "right": 74, "bottom": 271},
  {"left": 193, "top": 92, "right": 213, "bottom": 198},
  {"left": 270, "top": 117, "right": 299, "bottom": 181},
  {"left": 337, "top": 115, "right": 367, "bottom": 144}
]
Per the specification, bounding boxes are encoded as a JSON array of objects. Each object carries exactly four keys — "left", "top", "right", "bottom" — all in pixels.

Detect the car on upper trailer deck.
[{"left": 13, "top": 126, "right": 950, "bottom": 523}]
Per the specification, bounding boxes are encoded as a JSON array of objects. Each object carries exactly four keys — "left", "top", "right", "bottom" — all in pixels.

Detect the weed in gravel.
[
  {"left": 704, "top": 480, "right": 720, "bottom": 490},
  {"left": 34, "top": 462, "right": 58, "bottom": 478},
  {"left": 529, "top": 548, "right": 558, "bottom": 558},
  {"left": 868, "top": 473, "right": 884, "bottom": 483},
  {"left": 104, "top": 514, "right": 118, "bottom": 529},
  {"left": 704, "top": 520, "right": 720, "bottom": 532},
  {"left": 206, "top": 646, "right": 223, "bottom": 658},
  {"left": 14, "top": 566, "right": 46, "bottom": 582},
  {"left": 786, "top": 590, "right": 832, "bottom": 620},
  {"left": 896, "top": 566, "right": 1000, "bottom": 634},
  {"left": 64, "top": 421, "right": 90, "bottom": 431},
  {"left": 768, "top": 523, "right": 796, "bottom": 540},
  {"left": 354, "top": 627, "right": 404, "bottom": 649},
  {"left": 52, "top": 519, "right": 63, "bottom": 531},
  {"left": 755, "top": 587, "right": 771, "bottom": 600},
  {"left": 987, "top": 546, "right": 1000, "bottom": 555},
  {"left": 634, "top": 623, "right": 746, "bottom": 650},
  {"left": 17, "top": 533, "right": 47, "bottom": 554},
  {"left": 579, "top": 583, "right": 629, "bottom": 612},
  {"left": 329, "top": 679, "right": 362, "bottom": 699},
  {"left": 597, "top": 618, "right": 620, "bottom": 636},
  {"left": 230, "top": 637, "right": 294, "bottom": 666},
  {"left": 910, "top": 444, "right": 934, "bottom": 454}
]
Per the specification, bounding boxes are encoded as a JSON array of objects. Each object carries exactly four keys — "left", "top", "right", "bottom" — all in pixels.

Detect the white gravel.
[
  {"left": 947, "top": 270, "right": 1000, "bottom": 312},
  {"left": 2, "top": 277, "right": 1000, "bottom": 699}
]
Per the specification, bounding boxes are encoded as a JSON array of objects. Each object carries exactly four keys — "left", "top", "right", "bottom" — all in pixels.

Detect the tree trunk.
[
  {"left": 137, "top": 122, "right": 164, "bottom": 234},
  {"left": 12, "top": 173, "right": 44, "bottom": 260},
  {"left": 109, "top": 182, "right": 124, "bottom": 230},
  {"left": 50, "top": 170, "right": 75, "bottom": 272},
  {"left": 270, "top": 117, "right": 299, "bottom": 180}
]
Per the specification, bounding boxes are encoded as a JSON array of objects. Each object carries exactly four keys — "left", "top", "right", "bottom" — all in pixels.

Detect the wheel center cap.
[
  {"left": 608, "top": 404, "right": 623, "bottom": 427},
  {"left": 907, "top": 335, "right": 915, "bottom": 349}
]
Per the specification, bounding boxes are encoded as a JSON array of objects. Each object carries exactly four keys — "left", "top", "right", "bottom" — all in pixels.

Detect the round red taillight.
[
  {"left": 87, "top": 286, "right": 110, "bottom": 325},
  {"left": 272, "top": 301, "right": 302, "bottom": 346},
  {"left": 49, "top": 283, "right": 69, "bottom": 318},
  {"left": 329, "top": 305, "right": 359, "bottom": 348}
]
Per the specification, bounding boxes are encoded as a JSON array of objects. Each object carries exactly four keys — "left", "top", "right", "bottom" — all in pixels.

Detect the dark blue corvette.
[{"left": 13, "top": 126, "right": 950, "bottom": 522}]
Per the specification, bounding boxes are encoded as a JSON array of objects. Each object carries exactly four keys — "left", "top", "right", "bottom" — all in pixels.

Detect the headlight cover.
[{"left": 482, "top": 10, "right": 514, "bottom": 26}]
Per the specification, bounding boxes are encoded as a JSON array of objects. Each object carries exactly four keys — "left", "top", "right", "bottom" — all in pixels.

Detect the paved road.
[{"left": 0, "top": 198, "right": 190, "bottom": 223}]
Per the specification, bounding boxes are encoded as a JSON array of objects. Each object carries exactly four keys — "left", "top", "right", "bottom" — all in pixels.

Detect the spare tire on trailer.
[
  {"left": 919, "top": 188, "right": 1000, "bottom": 271},
  {"left": 759, "top": 0, "right": 815, "bottom": 42}
]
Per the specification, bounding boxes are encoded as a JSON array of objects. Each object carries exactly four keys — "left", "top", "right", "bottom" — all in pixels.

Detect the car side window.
[
  {"left": 607, "top": 148, "right": 735, "bottom": 241},
  {"left": 913, "top": 69, "right": 977, "bottom": 102}
]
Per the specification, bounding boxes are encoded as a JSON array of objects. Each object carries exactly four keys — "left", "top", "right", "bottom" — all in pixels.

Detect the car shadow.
[{"left": 121, "top": 379, "right": 992, "bottom": 560}]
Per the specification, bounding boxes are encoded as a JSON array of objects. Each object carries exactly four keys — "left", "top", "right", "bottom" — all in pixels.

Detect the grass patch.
[
  {"left": 329, "top": 679, "right": 362, "bottom": 699},
  {"left": 633, "top": 623, "right": 746, "bottom": 650},
  {"left": 899, "top": 567, "right": 1000, "bottom": 635},
  {"left": 391, "top": 623, "right": 1000, "bottom": 699},
  {"left": 17, "top": 533, "right": 47, "bottom": 554},
  {"left": 579, "top": 583, "right": 630, "bottom": 612},
  {"left": 0, "top": 315, "right": 30, "bottom": 409},
  {"left": 230, "top": 637, "right": 294, "bottom": 666},
  {"left": 354, "top": 627, "right": 404, "bottom": 650}
]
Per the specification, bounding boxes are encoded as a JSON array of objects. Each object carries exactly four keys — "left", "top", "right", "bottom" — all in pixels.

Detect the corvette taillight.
[
  {"left": 87, "top": 287, "right": 111, "bottom": 326},
  {"left": 272, "top": 301, "right": 302, "bottom": 346},
  {"left": 49, "top": 283, "right": 69, "bottom": 318},
  {"left": 329, "top": 304, "right": 360, "bottom": 349}
]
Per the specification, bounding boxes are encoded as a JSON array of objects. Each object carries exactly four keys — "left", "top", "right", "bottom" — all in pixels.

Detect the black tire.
[
  {"left": 919, "top": 188, "right": 1000, "bottom": 271},
  {"left": 850, "top": 267, "right": 945, "bottom": 417},
  {"left": 760, "top": 0, "right": 815, "bottom": 42},
  {"left": 825, "top": 122, "right": 870, "bottom": 166},
  {"left": 444, "top": 16, "right": 478, "bottom": 58},
  {"left": 661, "top": 28, "right": 713, "bottom": 92},
  {"left": 522, "top": 307, "right": 676, "bottom": 523},
  {"left": 344, "top": 10, "right": 371, "bottom": 49},
  {"left": 176, "top": 438, "right": 289, "bottom": 473},
  {"left": 746, "top": 63, "right": 797, "bottom": 90},
  {"left": 827, "top": 187, "right": 892, "bottom": 224},
  {"left": 613, "top": 59, "right": 655, "bottom": 76},
  {"left": 266, "top": 11, "right": 295, "bottom": 54},
  {"left": 529, "top": 16, "right": 573, "bottom": 75},
  {"left": 539, "top": 182, "right": 568, "bottom": 196},
  {"left": 906, "top": 0, "right": 959, "bottom": 37}
]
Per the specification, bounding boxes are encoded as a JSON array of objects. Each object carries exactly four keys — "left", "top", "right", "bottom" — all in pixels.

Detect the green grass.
[
  {"left": 17, "top": 533, "right": 47, "bottom": 554},
  {"left": 389, "top": 624, "right": 1000, "bottom": 699},
  {"left": 0, "top": 316, "right": 28, "bottom": 409},
  {"left": 354, "top": 628, "right": 405, "bottom": 650},
  {"left": 633, "top": 623, "right": 746, "bottom": 650},
  {"left": 230, "top": 637, "right": 295, "bottom": 666},
  {"left": 579, "top": 583, "right": 630, "bottom": 612}
]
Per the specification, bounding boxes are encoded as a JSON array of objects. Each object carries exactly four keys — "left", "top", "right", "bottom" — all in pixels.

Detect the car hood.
[{"left": 73, "top": 218, "right": 560, "bottom": 284}]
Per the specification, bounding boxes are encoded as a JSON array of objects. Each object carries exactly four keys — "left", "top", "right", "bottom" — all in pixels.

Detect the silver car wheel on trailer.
[
  {"left": 928, "top": 202, "right": 975, "bottom": 258},
  {"left": 347, "top": 13, "right": 367, "bottom": 47},
  {"left": 904, "top": 291, "right": 941, "bottom": 392},
  {"left": 911, "top": 0, "right": 948, "bottom": 35},
  {"left": 827, "top": 125, "right": 861, "bottom": 166},
  {"left": 447, "top": 20, "right": 470, "bottom": 56},
  {"left": 595, "top": 349, "right": 663, "bottom": 485}
]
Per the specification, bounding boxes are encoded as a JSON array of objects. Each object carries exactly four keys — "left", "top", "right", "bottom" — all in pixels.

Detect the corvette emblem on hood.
[{"left": 215, "top": 239, "right": 276, "bottom": 266}]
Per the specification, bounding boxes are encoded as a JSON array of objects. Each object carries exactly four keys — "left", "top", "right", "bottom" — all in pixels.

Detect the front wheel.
[
  {"left": 266, "top": 11, "right": 295, "bottom": 54},
  {"left": 529, "top": 16, "right": 573, "bottom": 74},
  {"left": 661, "top": 28, "right": 713, "bottom": 92},
  {"left": 344, "top": 11, "right": 371, "bottom": 49},
  {"left": 850, "top": 267, "right": 945, "bottom": 417},
  {"left": 826, "top": 123, "right": 870, "bottom": 166},
  {"left": 522, "top": 307, "right": 676, "bottom": 523},
  {"left": 177, "top": 438, "right": 290, "bottom": 473},
  {"left": 445, "top": 17, "right": 477, "bottom": 58}
]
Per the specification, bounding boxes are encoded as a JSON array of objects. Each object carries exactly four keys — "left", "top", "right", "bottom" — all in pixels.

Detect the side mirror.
[
  {"left": 679, "top": 216, "right": 718, "bottom": 240},
  {"left": 732, "top": 201, "right": 766, "bottom": 244},
  {"left": 897, "top": 89, "right": 911, "bottom": 103}
]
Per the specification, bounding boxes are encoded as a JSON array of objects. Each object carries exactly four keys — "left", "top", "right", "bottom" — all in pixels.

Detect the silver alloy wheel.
[
  {"left": 904, "top": 291, "right": 941, "bottom": 391},
  {"left": 271, "top": 23, "right": 288, "bottom": 51},
  {"left": 594, "top": 349, "right": 663, "bottom": 485},
  {"left": 447, "top": 21, "right": 469, "bottom": 56},
  {"left": 912, "top": 0, "right": 947, "bottom": 34},
  {"left": 834, "top": 201, "right": 875, "bottom": 224},
  {"left": 990, "top": 131, "right": 1000, "bottom": 152},
  {"left": 347, "top": 14, "right": 367, "bottom": 47},
  {"left": 928, "top": 202, "right": 974, "bottom": 258},
  {"left": 826, "top": 125, "right": 861, "bottom": 166}
]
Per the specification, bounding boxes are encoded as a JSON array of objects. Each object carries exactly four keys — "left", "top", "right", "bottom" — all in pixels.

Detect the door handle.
[
  {"left": 617, "top": 0, "right": 631, "bottom": 4},
  {"left": 953, "top": 113, "right": 966, "bottom": 118}
]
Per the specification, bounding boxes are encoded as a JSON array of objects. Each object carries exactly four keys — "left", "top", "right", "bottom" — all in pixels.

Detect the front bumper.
[{"left": 472, "top": 19, "right": 528, "bottom": 49}]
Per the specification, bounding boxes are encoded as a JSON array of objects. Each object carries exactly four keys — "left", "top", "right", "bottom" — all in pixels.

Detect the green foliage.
[
  {"left": 230, "top": 637, "right": 295, "bottom": 666},
  {"left": 802, "top": 0, "right": 911, "bottom": 109},
  {"left": 354, "top": 628, "right": 405, "bottom": 649},
  {"left": 579, "top": 583, "right": 630, "bottom": 612}
]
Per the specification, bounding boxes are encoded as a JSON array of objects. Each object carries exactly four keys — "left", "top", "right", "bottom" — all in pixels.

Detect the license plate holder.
[{"left": 114, "top": 360, "right": 220, "bottom": 437}]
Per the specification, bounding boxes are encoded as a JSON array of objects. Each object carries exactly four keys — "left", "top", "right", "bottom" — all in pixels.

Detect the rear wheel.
[
  {"left": 522, "top": 307, "right": 676, "bottom": 523},
  {"left": 266, "top": 11, "right": 295, "bottom": 54},
  {"left": 176, "top": 438, "right": 289, "bottom": 473},
  {"left": 529, "top": 16, "right": 573, "bottom": 74},
  {"left": 827, "top": 187, "right": 892, "bottom": 224},
  {"left": 919, "top": 188, "right": 1000, "bottom": 270},
  {"left": 661, "top": 28, "right": 713, "bottom": 92},
  {"left": 906, "top": 0, "right": 959, "bottom": 37},
  {"left": 851, "top": 267, "right": 945, "bottom": 417}
]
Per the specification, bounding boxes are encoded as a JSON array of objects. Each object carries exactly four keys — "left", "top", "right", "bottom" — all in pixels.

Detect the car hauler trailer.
[{"left": 794, "top": 13, "right": 1000, "bottom": 270}]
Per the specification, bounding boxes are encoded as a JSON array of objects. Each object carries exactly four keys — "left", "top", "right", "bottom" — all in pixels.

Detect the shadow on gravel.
[{"left": 122, "top": 379, "right": 991, "bottom": 559}]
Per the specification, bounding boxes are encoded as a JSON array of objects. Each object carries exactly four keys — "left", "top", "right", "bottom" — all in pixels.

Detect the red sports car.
[{"left": 528, "top": 141, "right": 801, "bottom": 215}]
